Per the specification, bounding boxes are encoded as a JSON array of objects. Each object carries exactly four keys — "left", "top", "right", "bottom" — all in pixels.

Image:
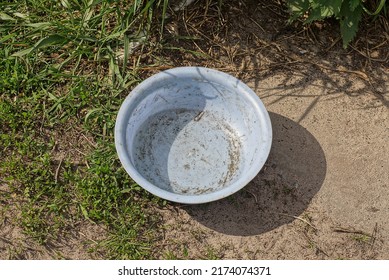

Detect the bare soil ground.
[
  {"left": 1, "top": 0, "right": 388, "bottom": 259},
  {"left": 151, "top": 0, "right": 389, "bottom": 259}
]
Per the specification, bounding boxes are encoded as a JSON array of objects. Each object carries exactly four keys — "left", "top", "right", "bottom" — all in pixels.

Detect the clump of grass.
[
  {"left": 74, "top": 141, "right": 163, "bottom": 259},
  {"left": 1, "top": 0, "right": 170, "bottom": 259},
  {"left": 1, "top": 95, "right": 70, "bottom": 244}
]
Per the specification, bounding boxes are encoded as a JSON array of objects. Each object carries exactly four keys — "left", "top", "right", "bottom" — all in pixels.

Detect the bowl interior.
[{"left": 115, "top": 67, "right": 272, "bottom": 203}]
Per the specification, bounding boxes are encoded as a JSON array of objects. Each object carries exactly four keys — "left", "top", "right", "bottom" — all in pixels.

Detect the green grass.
[{"left": 1, "top": 0, "right": 169, "bottom": 259}]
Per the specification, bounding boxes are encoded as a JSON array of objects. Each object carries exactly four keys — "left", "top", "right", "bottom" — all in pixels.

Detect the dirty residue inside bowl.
[{"left": 132, "top": 108, "right": 243, "bottom": 195}]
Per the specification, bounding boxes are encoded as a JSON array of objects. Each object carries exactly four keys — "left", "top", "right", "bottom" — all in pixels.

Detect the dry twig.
[
  {"left": 54, "top": 158, "right": 64, "bottom": 184},
  {"left": 272, "top": 212, "right": 318, "bottom": 231}
]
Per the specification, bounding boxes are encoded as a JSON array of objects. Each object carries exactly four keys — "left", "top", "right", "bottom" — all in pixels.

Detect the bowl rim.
[{"left": 115, "top": 66, "right": 272, "bottom": 204}]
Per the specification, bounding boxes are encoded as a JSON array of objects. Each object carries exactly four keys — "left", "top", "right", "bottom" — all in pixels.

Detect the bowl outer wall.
[{"left": 114, "top": 66, "right": 272, "bottom": 204}]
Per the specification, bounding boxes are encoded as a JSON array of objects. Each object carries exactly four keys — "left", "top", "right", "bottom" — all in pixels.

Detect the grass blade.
[
  {"left": 11, "top": 47, "right": 35, "bottom": 57},
  {"left": 11, "top": 35, "right": 67, "bottom": 57},
  {"left": 122, "top": 34, "right": 129, "bottom": 73},
  {"left": 363, "top": 0, "right": 387, "bottom": 16},
  {"left": 160, "top": 0, "right": 169, "bottom": 36},
  {"left": 0, "top": 12, "right": 16, "bottom": 21},
  {"left": 34, "top": 34, "right": 67, "bottom": 49}
]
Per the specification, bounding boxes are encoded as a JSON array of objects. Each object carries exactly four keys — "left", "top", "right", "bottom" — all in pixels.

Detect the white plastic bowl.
[{"left": 115, "top": 67, "right": 272, "bottom": 204}]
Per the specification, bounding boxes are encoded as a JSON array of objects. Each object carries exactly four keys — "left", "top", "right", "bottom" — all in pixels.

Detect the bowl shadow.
[{"left": 184, "top": 112, "right": 327, "bottom": 236}]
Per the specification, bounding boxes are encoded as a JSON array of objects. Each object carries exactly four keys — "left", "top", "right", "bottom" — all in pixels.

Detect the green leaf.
[
  {"left": 0, "top": 33, "right": 17, "bottom": 44},
  {"left": 288, "top": 0, "right": 310, "bottom": 18},
  {"left": 82, "top": 7, "right": 94, "bottom": 27},
  {"left": 122, "top": 35, "right": 129, "bottom": 73},
  {"left": 80, "top": 205, "right": 90, "bottom": 220},
  {"left": 289, "top": 0, "right": 344, "bottom": 23},
  {"left": 11, "top": 47, "right": 34, "bottom": 57},
  {"left": 308, "top": 0, "right": 343, "bottom": 19},
  {"left": 340, "top": 0, "right": 363, "bottom": 48},
  {"left": 85, "top": 108, "right": 103, "bottom": 123},
  {"left": 0, "top": 12, "right": 16, "bottom": 21},
  {"left": 161, "top": 0, "right": 169, "bottom": 34},
  {"left": 322, "top": 0, "right": 343, "bottom": 16},
  {"left": 87, "top": 0, "right": 104, "bottom": 8},
  {"left": 349, "top": 0, "right": 361, "bottom": 11},
  {"left": 34, "top": 34, "right": 67, "bottom": 50},
  {"left": 306, "top": 5, "right": 328, "bottom": 22},
  {"left": 47, "top": 92, "right": 59, "bottom": 101},
  {"left": 13, "top": 12, "right": 28, "bottom": 19},
  {"left": 60, "top": 0, "right": 70, "bottom": 8},
  {"left": 26, "top": 22, "right": 52, "bottom": 30},
  {"left": 121, "top": 183, "right": 142, "bottom": 193},
  {"left": 11, "top": 35, "right": 67, "bottom": 57}
]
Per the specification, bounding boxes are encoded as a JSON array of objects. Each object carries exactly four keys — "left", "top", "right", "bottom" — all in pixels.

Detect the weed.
[
  {"left": 163, "top": 250, "right": 179, "bottom": 260},
  {"left": 352, "top": 233, "right": 372, "bottom": 244},
  {"left": 333, "top": 225, "right": 378, "bottom": 247},
  {"left": 182, "top": 245, "right": 189, "bottom": 258},
  {"left": 205, "top": 246, "right": 220, "bottom": 260},
  {"left": 287, "top": 0, "right": 388, "bottom": 48},
  {"left": 6, "top": 245, "right": 25, "bottom": 260}
]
